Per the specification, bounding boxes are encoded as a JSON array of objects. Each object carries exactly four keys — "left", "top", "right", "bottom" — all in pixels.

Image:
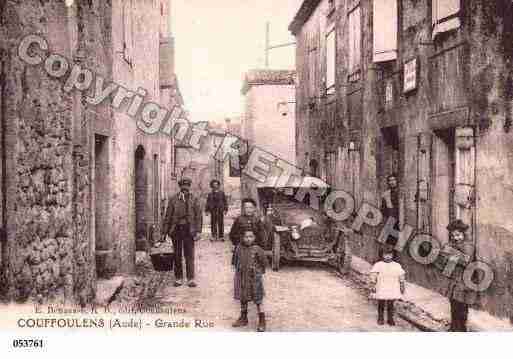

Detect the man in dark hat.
[
  {"left": 443, "top": 219, "right": 477, "bottom": 332},
  {"left": 162, "top": 177, "right": 203, "bottom": 287},
  {"left": 205, "top": 179, "right": 228, "bottom": 241}
]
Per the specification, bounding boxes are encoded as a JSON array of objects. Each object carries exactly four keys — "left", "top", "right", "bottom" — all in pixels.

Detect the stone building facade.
[
  {"left": 174, "top": 124, "right": 225, "bottom": 210},
  {"left": 240, "top": 69, "right": 297, "bottom": 206},
  {"left": 290, "top": 0, "right": 513, "bottom": 320},
  {"left": 222, "top": 117, "right": 242, "bottom": 204},
  {"left": 0, "top": 0, "right": 182, "bottom": 304}
]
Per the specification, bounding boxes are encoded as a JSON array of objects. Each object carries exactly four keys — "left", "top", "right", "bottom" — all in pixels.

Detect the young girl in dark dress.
[{"left": 232, "top": 229, "right": 269, "bottom": 332}]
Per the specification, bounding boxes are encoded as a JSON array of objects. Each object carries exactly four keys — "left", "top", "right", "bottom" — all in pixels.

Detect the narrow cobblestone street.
[{"left": 130, "top": 237, "right": 416, "bottom": 332}]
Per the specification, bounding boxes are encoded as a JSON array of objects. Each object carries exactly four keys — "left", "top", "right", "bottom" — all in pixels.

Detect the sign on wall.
[{"left": 403, "top": 57, "right": 418, "bottom": 93}]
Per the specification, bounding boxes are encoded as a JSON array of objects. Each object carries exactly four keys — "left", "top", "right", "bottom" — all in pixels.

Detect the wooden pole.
[{"left": 265, "top": 22, "right": 270, "bottom": 68}]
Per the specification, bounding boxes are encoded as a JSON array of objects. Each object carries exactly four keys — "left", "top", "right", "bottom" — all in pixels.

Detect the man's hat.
[
  {"left": 446, "top": 219, "right": 469, "bottom": 232},
  {"left": 178, "top": 177, "right": 192, "bottom": 186},
  {"left": 210, "top": 179, "right": 221, "bottom": 188}
]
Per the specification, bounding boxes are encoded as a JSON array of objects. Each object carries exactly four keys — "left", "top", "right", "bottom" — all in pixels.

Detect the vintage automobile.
[{"left": 257, "top": 178, "right": 353, "bottom": 273}]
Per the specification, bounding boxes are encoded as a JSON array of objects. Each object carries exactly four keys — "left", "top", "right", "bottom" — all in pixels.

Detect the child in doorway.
[
  {"left": 370, "top": 245, "right": 406, "bottom": 326},
  {"left": 232, "top": 229, "right": 269, "bottom": 332}
]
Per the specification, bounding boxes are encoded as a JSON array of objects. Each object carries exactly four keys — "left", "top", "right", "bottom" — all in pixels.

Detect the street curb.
[{"left": 95, "top": 276, "right": 125, "bottom": 306}]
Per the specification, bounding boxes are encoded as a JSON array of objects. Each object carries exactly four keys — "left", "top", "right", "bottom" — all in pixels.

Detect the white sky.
[{"left": 171, "top": 0, "right": 303, "bottom": 123}]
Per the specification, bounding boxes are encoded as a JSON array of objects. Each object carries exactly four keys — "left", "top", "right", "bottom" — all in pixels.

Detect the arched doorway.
[{"left": 135, "top": 145, "right": 147, "bottom": 251}]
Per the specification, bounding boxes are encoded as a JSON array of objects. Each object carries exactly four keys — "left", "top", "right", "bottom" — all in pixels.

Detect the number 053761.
[{"left": 12, "top": 339, "right": 44, "bottom": 348}]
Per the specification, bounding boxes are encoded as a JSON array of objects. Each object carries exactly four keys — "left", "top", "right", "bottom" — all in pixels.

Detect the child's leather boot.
[
  {"left": 232, "top": 310, "right": 248, "bottom": 327},
  {"left": 257, "top": 312, "right": 266, "bottom": 332}
]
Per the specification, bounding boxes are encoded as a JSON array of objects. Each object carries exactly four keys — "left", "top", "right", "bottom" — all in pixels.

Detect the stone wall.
[
  {"left": 0, "top": 0, "right": 95, "bottom": 304},
  {"left": 0, "top": 0, "right": 179, "bottom": 303}
]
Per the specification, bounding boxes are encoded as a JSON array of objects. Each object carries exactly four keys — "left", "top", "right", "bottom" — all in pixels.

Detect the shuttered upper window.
[
  {"left": 326, "top": 26, "right": 336, "bottom": 94},
  {"left": 373, "top": 0, "right": 398, "bottom": 63},
  {"left": 159, "top": 37, "right": 174, "bottom": 89},
  {"left": 432, "top": 0, "right": 461, "bottom": 39},
  {"left": 308, "top": 28, "right": 320, "bottom": 99},
  {"left": 348, "top": 5, "right": 361, "bottom": 76}
]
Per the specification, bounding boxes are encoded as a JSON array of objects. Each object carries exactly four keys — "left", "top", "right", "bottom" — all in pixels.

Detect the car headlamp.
[{"left": 291, "top": 226, "right": 301, "bottom": 240}]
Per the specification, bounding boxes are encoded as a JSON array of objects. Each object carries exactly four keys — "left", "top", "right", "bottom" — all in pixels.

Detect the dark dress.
[
  {"left": 442, "top": 238, "right": 478, "bottom": 331},
  {"left": 380, "top": 188, "right": 401, "bottom": 261},
  {"left": 233, "top": 243, "right": 268, "bottom": 304}
]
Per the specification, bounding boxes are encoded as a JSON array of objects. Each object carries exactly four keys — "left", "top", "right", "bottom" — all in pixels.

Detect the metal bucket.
[
  {"left": 149, "top": 238, "right": 175, "bottom": 272},
  {"left": 150, "top": 253, "right": 174, "bottom": 272}
]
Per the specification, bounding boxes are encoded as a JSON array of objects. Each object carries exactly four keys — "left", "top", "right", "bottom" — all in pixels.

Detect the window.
[
  {"left": 309, "top": 159, "right": 319, "bottom": 177},
  {"left": 326, "top": 26, "right": 336, "bottom": 94},
  {"left": 432, "top": 0, "right": 460, "bottom": 39},
  {"left": 373, "top": 0, "right": 398, "bottom": 62},
  {"left": 431, "top": 127, "right": 475, "bottom": 243},
  {"left": 348, "top": 5, "right": 361, "bottom": 77},
  {"left": 160, "top": 37, "right": 174, "bottom": 88},
  {"left": 348, "top": 90, "right": 363, "bottom": 130},
  {"left": 122, "top": 0, "right": 134, "bottom": 66}
]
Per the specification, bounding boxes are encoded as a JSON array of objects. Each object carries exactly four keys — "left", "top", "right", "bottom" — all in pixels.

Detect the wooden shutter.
[
  {"left": 454, "top": 127, "right": 475, "bottom": 241},
  {"left": 159, "top": 37, "right": 174, "bottom": 89},
  {"left": 308, "top": 26, "right": 319, "bottom": 99},
  {"left": 326, "top": 27, "right": 336, "bottom": 92},
  {"left": 373, "top": 0, "right": 398, "bottom": 62},
  {"left": 432, "top": 0, "right": 461, "bottom": 39},
  {"left": 417, "top": 133, "right": 433, "bottom": 233},
  {"left": 348, "top": 6, "right": 361, "bottom": 74}
]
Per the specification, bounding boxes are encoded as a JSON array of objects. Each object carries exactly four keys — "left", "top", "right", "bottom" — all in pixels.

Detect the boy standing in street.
[
  {"left": 205, "top": 179, "right": 228, "bottom": 241},
  {"left": 232, "top": 229, "right": 269, "bottom": 332}
]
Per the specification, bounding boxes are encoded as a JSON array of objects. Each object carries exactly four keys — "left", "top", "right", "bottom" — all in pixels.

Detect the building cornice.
[
  {"left": 241, "top": 69, "right": 296, "bottom": 95},
  {"left": 288, "top": 0, "right": 322, "bottom": 36}
]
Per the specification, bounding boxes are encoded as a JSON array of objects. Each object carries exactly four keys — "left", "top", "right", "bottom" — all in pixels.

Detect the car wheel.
[{"left": 272, "top": 233, "right": 280, "bottom": 271}]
